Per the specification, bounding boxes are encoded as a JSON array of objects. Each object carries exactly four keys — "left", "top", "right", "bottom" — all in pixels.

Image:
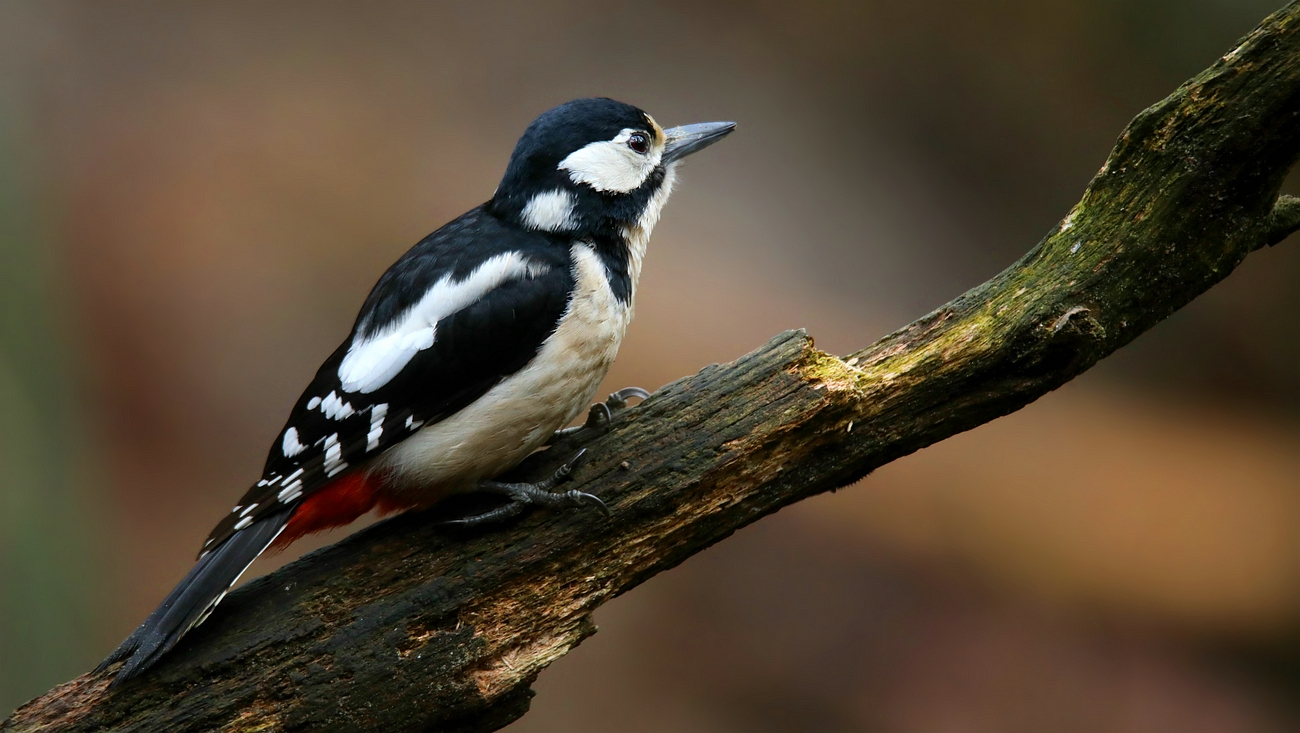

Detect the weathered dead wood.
[{"left": 8, "top": 3, "right": 1300, "bottom": 731}]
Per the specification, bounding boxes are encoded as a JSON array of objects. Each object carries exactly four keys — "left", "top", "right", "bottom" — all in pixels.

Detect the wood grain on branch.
[{"left": 8, "top": 3, "right": 1300, "bottom": 731}]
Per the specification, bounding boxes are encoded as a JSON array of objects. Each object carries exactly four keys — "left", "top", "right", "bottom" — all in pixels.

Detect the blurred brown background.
[{"left": 3, "top": 1, "right": 1300, "bottom": 729}]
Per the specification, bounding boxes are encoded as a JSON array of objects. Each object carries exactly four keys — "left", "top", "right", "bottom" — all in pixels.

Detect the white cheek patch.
[
  {"left": 521, "top": 189, "right": 577, "bottom": 231},
  {"left": 338, "top": 252, "right": 549, "bottom": 394},
  {"left": 559, "top": 128, "right": 662, "bottom": 193}
]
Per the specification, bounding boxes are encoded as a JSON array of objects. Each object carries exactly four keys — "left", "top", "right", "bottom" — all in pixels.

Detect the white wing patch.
[
  {"left": 367, "top": 403, "right": 388, "bottom": 451},
  {"left": 278, "top": 478, "right": 304, "bottom": 503},
  {"left": 323, "top": 433, "right": 347, "bottom": 478},
  {"left": 559, "top": 128, "right": 662, "bottom": 193},
  {"left": 338, "top": 252, "right": 548, "bottom": 394},
  {"left": 319, "top": 391, "right": 355, "bottom": 420},
  {"left": 521, "top": 189, "right": 577, "bottom": 231},
  {"left": 282, "top": 427, "right": 307, "bottom": 457}
]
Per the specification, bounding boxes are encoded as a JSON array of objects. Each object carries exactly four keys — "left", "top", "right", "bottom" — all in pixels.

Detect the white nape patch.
[
  {"left": 323, "top": 433, "right": 347, "bottom": 477},
  {"left": 282, "top": 427, "right": 307, "bottom": 457},
  {"left": 559, "top": 128, "right": 662, "bottom": 193},
  {"left": 367, "top": 403, "right": 388, "bottom": 452},
  {"left": 233, "top": 516, "right": 253, "bottom": 531},
  {"left": 319, "top": 391, "right": 355, "bottom": 420},
  {"left": 306, "top": 396, "right": 322, "bottom": 410},
  {"left": 521, "top": 189, "right": 577, "bottom": 232},
  {"left": 338, "top": 252, "right": 548, "bottom": 394}
]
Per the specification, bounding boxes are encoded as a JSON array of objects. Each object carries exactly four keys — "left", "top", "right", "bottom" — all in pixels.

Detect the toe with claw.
[
  {"left": 440, "top": 449, "right": 608, "bottom": 527},
  {"left": 549, "top": 387, "right": 650, "bottom": 444}
]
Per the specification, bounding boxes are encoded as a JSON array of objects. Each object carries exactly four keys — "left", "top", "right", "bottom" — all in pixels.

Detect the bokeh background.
[{"left": 3, "top": 1, "right": 1300, "bottom": 729}]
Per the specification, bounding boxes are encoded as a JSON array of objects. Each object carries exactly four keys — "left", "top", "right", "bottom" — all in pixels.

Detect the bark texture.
[{"left": 8, "top": 3, "right": 1300, "bottom": 731}]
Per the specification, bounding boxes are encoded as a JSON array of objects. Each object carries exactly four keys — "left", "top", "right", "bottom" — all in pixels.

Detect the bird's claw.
[
  {"left": 584, "top": 402, "right": 613, "bottom": 429},
  {"left": 606, "top": 387, "right": 650, "bottom": 411},
  {"left": 558, "top": 489, "right": 610, "bottom": 517},
  {"left": 440, "top": 448, "right": 607, "bottom": 527},
  {"left": 548, "top": 387, "right": 650, "bottom": 444},
  {"left": 543, "top": 447, "right": 587, "bottom": 488}
]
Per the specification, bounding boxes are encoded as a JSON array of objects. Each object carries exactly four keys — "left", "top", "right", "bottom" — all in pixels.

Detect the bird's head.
[{"left": 489, "top": 98, "right": 734, "bottom": 239}]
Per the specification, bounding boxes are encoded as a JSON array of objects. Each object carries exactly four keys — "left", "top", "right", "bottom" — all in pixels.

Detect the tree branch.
[
  {"left": 8, "top": 4, "right": 1300, "bottom": 732},
  {"left": 1266, "top": 193, "right": 1300, "bottom": 245}
]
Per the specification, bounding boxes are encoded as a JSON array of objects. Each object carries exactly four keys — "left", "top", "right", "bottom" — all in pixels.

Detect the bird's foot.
[
  {"left": 439, "top": 449, "right": 609, "bottom": 527},
  {"left": 548, "top": 387, "right": 650, "bottom": 444}
]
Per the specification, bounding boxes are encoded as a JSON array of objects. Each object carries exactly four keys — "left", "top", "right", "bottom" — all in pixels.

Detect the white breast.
[{"left": 374, "top": 243, "right": 633, "bottom": 500}]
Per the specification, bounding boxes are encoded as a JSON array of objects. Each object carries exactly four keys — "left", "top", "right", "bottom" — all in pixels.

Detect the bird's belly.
[{"left": 373, "top": 243, "right": 631, "bottom": 503}]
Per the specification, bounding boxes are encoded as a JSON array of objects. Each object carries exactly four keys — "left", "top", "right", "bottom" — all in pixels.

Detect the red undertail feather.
[{"left": 271, "top": 471, "right": 382, "bottom": 551}]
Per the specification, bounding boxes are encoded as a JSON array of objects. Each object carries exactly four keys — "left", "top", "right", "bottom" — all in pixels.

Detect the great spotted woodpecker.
[{"left": 97, "top": 98, "right": 735, "bottom": 684}]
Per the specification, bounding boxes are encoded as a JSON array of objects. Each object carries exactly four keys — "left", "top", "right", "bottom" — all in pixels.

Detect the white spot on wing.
[
  {"left": 282, "top": 427, "right": 307, "bottom": 457},
  {"left": 234, "top": 516, "right": 253, "bottom": 531},
  {"left": 521, "top": 189, "right": 577, "bottom": 232},
  {"left": 278, "top": 479, "right": 303, "bottom": 502},
  {"left": 559, "top": 128, "right": 662, "bottom": 193},
  {"left": 306, "top": 396, "right": 322, "bottom": 410},
  {"left": 368, "top": 403, "right": 388, "bottom": 451},
  {"left": 319, "top": 391, "right": 355, "bottom": 420},
  {"left": 338, "top": 252, "right": 546, "bottom": 394},
  {"left": 324, "top": 433, "right": 348, "bottom": 477}
]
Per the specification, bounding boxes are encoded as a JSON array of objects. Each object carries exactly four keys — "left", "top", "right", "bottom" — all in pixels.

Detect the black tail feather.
[{"left": 97, "top": 509, "right": 292, "bottom": 685}]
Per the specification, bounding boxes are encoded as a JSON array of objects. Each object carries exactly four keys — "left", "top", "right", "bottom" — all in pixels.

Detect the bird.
[{"left": 95, "top": 97, "right": 735, "bottom": 685}]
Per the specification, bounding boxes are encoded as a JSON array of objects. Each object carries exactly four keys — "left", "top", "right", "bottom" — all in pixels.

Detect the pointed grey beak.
[{"left": 662, "top": 121, "right": 736, "bottom": 163}]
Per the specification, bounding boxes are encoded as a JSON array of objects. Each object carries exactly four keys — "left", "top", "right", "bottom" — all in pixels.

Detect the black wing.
[{"left": 201, "top": 207, "right": 574, "bottom": 555}]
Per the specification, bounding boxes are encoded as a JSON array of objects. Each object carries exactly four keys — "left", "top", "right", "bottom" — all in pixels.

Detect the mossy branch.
[
  {"left": 7, "top": 3, "right": 1300, "bottom": 732},
  {"left": 1267, "top": 194, "right": 1300, "bottom": 246}
]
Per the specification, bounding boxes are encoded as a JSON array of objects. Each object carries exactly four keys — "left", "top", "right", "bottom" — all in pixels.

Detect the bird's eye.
[{"left": 628, "top": 132, "right": 650, "bottom": 154}]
